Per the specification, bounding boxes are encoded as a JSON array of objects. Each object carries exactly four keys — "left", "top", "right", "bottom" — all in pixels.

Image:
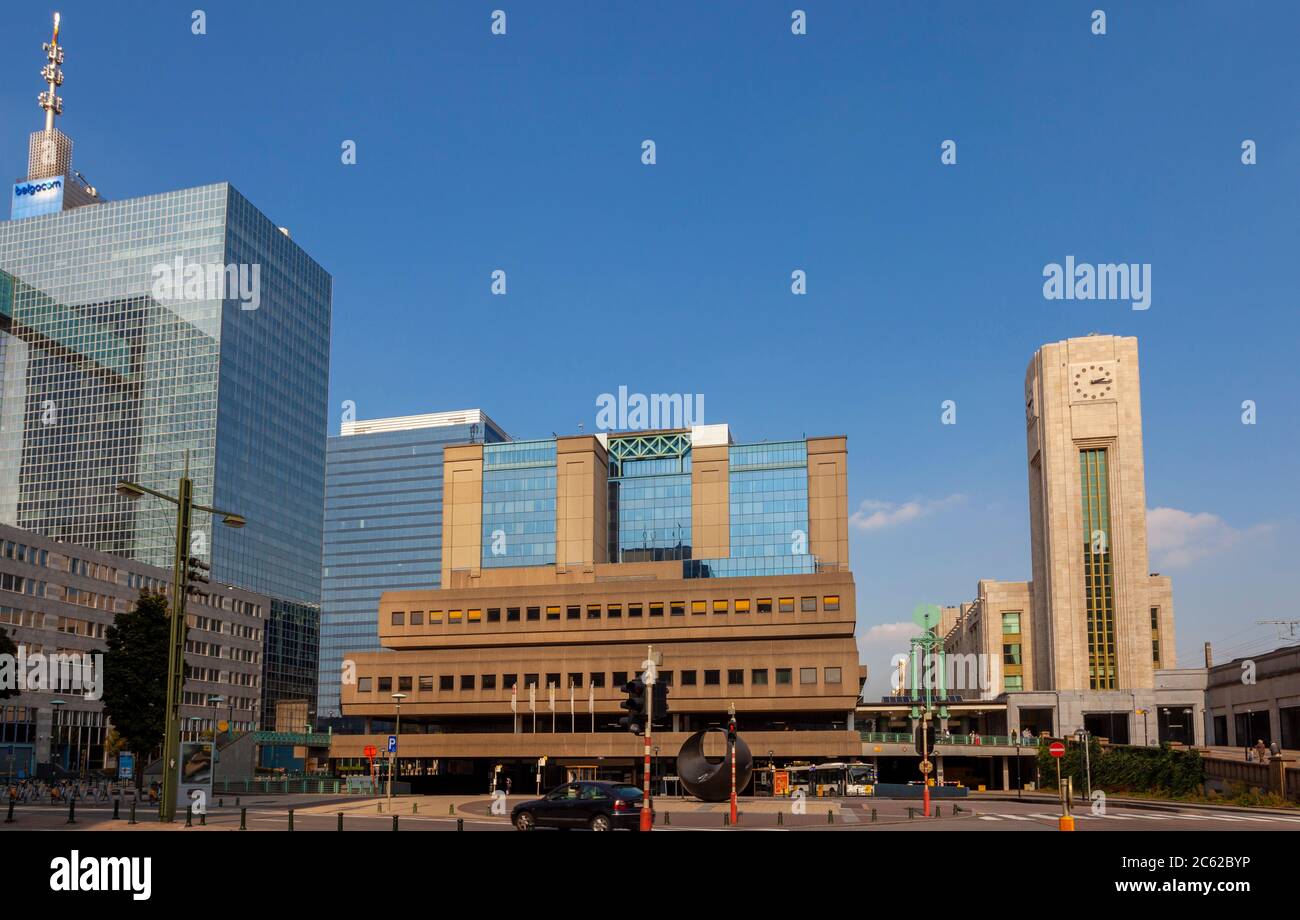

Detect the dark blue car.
[{"left": 511, "top": 780, "right": 646, "bottom": 831}]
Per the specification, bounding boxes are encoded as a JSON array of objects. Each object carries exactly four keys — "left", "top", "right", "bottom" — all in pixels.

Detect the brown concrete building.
[{"left": 332, "top": 426, "right": 867, "bottom": 791}]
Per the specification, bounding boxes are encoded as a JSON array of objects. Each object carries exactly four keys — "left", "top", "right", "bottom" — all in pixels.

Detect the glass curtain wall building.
[
  {"left": 0, "top": 183, "right": 332, "bottom": 606},
  {"left": 481, "top": 440, "right": 556, "bottom": 569},
  {"left": 318, "top": 411, "right": 509, "bottom": 721}
]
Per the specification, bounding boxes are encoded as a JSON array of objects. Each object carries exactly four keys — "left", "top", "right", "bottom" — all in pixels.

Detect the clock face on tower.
[{"left": 1070, "top": 363, "right": 1115, "bottom": 402}]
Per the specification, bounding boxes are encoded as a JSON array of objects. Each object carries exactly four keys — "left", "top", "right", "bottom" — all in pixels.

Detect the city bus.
[{"left": 811, "top": 762, "right": 878, "bottom": 796}]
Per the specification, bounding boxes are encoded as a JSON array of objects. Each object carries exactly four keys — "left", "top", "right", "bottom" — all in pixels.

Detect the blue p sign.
[{"left": 388, "top": 735, "right": 397, "bottom": 753}]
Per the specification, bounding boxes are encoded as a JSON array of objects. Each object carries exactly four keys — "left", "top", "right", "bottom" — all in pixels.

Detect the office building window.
[
  {"left": 779, "top": 597, "right": 795, "bottom": 613},
  {"left": 801, "top": 597, "right": 817, "bottom": 612},
  {"left": 713, "top": 599, "right": 728, "bottom": 614},
  {"left": 468, "top": 609, "right": 482, "bottom": 622},
  {"left": 799, "top": 667, "right": 817, "bottom": 685},
  {"left": 1004, "top": 675, "right": 1023, "bottom": 691},
  {"left": 482, "top": 674, "right": 496, "bottom": 690},
  {"left": 680, "top": 670, "right": 697, "bottom": 686},
  {"left": 546, "top": 673, "right": 561, "bottom": 688},
  {"left": 567, "top": 606, "right": 580, "bottom": 620},
  {"left": 503, "top": 674, "right": 518, "bottom": 689},
  {"left": 430, "top": 611, "right": 443, "bottom": 623},
  {"left": 704, "top": 670, "right": 720, "bottom": 686},
  {"left": 378, "top": 677, "right": 392, "bottom": 692},
  {"left": 659, "top": 671, "right": 673, "bottom": 686},
  {"left": 527, "top": 607, "right": 540, "bottom": 622},
  {"left": 568, "top": 672, "right": 583, "bottom": 688},
  {"left": 825, "top": 667, "right": 842, "bottom": 684},
  {"left": 358, "top": 678, "right": 372, "bottom": 692},
  {"left": 589, "top": 672, "right": 605, "bottom": 688},
  {"left": 628, "top": 604, "right": 642, "bottom": 618},
  {"left": 1003, "top": 643, "right": 1022, "bottom": 666},
  {"left": 1080, "top": 448, "right": 1117, "bottom": 690},
  {"left": 418, "top": 676, "right": 433, "bottom": 691},
  {"left": 587, "top": 605, "right": 602, "bottom": 619},
  {"left": 398, "top": 676, "right": 412, "bottom": 692},
  {"left": 449, "top": 609, "right": 462, "bottom": 622},
  {"left": 391, "top": 612, "right": 404, "bottom": 626},
  {"left": 461, "top": 675, "right": 475, "bottom": 691},
  {"left": 410, "top": 611, "right": 423, "bottom": 626},
  {"left": 487, "top": 608, "right": 501, "bottom": 622},
  {"left": 776, "top": 668, "right": 792, "bottom": 685},
  {"left": 608, "top": 604, "right": 622, "bottom": 618},
  {"left": 650, "top": 603, "right": 664, "bottom": 618},
  {"left": 757, "top": 597, "right": 772, "bottom": 614},
  {"left": 524, "top": 674, "right": 539, "bottom": 688},
  {"left": 507, "top": 607, "right": 520, "bottom": 622},
  {"left": 751, "top": 669, "right": 769, "bottom": 685},
  {"left": 1002, "top": 611, "right": 1021, "bottom": 634},
  {"left": 728, "top": 669, "right": 744, "bottom": 685},
  {"left": 546, "top": 606, "right": 560, "bottom": 621},
  {"left": 691, "top": 600, "right": 707, "bottom": 615},
  {"left": 671, "top": 601, "right": 685, "bottom": 617},
  {"left": 440, "top": 676, "right": 454, "bottom": 691},
  {"left": 734, "top": 599, "right": 751, "bottom": 614},
  {"left": 612, "top": 671, "right": 627, "bottom": 686}
]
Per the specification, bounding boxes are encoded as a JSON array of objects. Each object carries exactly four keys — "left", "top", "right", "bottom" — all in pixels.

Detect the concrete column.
[
  {"left": 1001, "top": 756, "right": 1010, "bottom": 791},
  {"left": 846, "top": 710, "right": 854, "bottom": 731},
  {"left": 35, "top": 707, "right": 52, "bottom": 765},
  {"left": 935, "top": 754, "right": 944, "bottom": 784}
]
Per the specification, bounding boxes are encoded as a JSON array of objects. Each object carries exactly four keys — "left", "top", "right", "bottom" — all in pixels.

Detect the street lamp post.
[
  {"left": 387, "top": 692, "right": 406, "bottom": 812},
  {"left": 207, "top": 695, "right": 224, "bottom": 781},
  {"left": 116, "top": 458, "right": 246, "bottom": 823}
]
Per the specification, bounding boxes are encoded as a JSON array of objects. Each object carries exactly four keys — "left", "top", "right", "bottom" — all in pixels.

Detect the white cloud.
[
  {"left": 850, "top": 494, "right": 965, "bottom": 531},
  {"left": 856, "top": 621, "right": 922, "bottom": 699},
  {"left": 1147, "top": 506, "right": 1274, "bottom": 569}
]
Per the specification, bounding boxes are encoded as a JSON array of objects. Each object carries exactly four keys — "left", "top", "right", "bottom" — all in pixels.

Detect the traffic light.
[
  {"left": 651, "top": 683, "right": 670, "bottom": 729},
  {"left": 185, "top": 555, "right": 210, "bottom": 597},
  {"left": 726, "top": 714, "right": 737, "bottom": 745},
  {"left": 618, "top": 678, "right": 646, "bottom": 735}
]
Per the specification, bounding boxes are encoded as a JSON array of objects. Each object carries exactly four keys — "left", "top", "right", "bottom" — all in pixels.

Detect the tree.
[
  {"left": 0, "top": 627, "right": 16, "bottom": 700},
  {"left": 101, "top": 592, "right": 170, "bottom": 770}
]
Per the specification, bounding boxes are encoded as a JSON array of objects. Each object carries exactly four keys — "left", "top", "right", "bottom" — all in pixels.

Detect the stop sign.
[{"left": 1049, "top": 741, "right": 1066, "bottom": 758}]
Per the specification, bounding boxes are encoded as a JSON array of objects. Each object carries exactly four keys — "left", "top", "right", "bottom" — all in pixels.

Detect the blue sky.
[{"left": 3, "top": 1, "right": 1297, "bottom": 692}]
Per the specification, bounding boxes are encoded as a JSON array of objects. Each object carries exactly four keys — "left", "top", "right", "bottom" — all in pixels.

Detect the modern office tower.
[
  {"left": 0, "top": 522, "right": 267, "bottom": 778},
  {"left": 0, "top": 20, "right": 332, "bottom": 611},
  {"left": 261, "top": 598, "right": 321, "bottom": 730},
  {"left": 333, "top": 425, "right": 864, "bottom": 792},
  {"left": 317, "top": 411, "right": 509, "bottom": 723}
]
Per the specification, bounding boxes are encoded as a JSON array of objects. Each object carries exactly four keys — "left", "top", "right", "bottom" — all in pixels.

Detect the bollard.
[
  {"left": 457, "top": 818, "right": 464, "bottom": 832},
  {"left": 236, "top": 796, "right": 240, "bottom": 807},
  {"left": 665, "top": 811, "right": 671, "bottom": 826},
  {"left": 219, "top": 798, "right": 224, "bottom": 809},
  {"left": 68, "top": 799, "right": 77, "bottom": 825},
  {"left": 185, "top": 805, "right": 192, "bottom": 827},
  {"left": 378, "top": 802, "right": 383, "bottom": 813},
  {"left": 239, "top": 807, "right": 246, "bottom": 831},
  {"left": 827, "top": 809, "right": 833, "bottom": 825},
  {"left": 113, "top": 799, "right": 120, "bottom": 820},
  {"left": 5, "top": 799, "right": 13, "bottom": 824},
  {"left": 413, "top": 802, "right": 418, "bottom": 814},
  {"left": 448, "top": 803, "right": 455, "bottom": 815},
  {"left": 129, "top": 801, "right": 137, "bottom": 825},
  {"left": 871, "top": 807, "right": 878, "bottom": 823},
  {"left": 200, "top": 810, "right": 206, "bottom": 826},
  {"left": 392, "top": 815, "right": 399, "bottom": 831},
  {"left": 908, "top": 806, "right": 915, "bottom": 819},
  {"left": 288, "top": 809, "right": 295, "bottom": 831},
  {"left": 723, "top": 812, "right": 729, "bottom": 827},
  {"left": 776, "top": 811, "right": 782, "bottom": 827},
  {"left": 338, "top": 812, "right": 344, "bottom": 831}
]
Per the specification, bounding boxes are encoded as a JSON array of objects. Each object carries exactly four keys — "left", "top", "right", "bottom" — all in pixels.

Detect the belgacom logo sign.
[{"left": 49, "top": 851, "right": 152, "bottom": 900}]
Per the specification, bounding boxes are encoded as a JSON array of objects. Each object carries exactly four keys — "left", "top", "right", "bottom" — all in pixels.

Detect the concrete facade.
[{"left": 1205, "top": 646, "right": 1300, "bottom": 749}]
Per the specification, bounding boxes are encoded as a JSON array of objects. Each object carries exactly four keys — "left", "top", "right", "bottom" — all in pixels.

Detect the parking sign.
[{"left": 388, "top": 735, "right": 398, "bottom": 753}]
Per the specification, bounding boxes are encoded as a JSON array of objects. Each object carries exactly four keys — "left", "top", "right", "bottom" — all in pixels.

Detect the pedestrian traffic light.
[
  {"left": 619, "top": 678, "right": 646, "bottom": 735},
  {"left": 651, "top": 683, "right": 670, "bottom": 728},
  {"left": 726, "top": 714, "right": 737, "bottom": 745}
]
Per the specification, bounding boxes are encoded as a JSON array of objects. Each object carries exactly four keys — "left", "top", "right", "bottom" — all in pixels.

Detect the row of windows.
[
  {"left": 0, "top": 573, "right": 45, "bottom": 597},
  {"left": 389, "top": 595, "right": 842, "bottom": 627},
  {"left": 1, "top": 541, "right": 48, "bottom": 567},
  {"left": 357, "top": 666, "right": 845, "bottom": 694}
]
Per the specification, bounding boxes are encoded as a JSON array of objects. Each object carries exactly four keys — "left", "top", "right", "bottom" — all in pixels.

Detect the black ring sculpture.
[{"left": 676, "top": 728, "right": 753, "bottom": 802}]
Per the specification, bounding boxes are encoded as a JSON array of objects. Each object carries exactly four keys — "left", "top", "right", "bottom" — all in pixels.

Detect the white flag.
[
  {"left": 511, "top": 684, "right": 517, "bottom": 713},
  {"left": 588, "top": 681, "right": 595, "bottom": 713},
  {"left": 548, "top": 683, "right": 556, "bottom": 712},
  {"left": 529, "top": 684, "right": 536, "bottom": 712},
  {"left": 570, "top": 681, "right": 575, "bottom": 721}
]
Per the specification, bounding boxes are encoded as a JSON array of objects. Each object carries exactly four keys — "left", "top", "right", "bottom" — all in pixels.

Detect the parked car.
[{"left": 512, "top": 780, "right": 646, "bottom": 831}]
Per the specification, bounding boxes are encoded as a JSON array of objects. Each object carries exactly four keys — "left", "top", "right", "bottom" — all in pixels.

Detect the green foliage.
[
  {"left": 101, "top": 591, "right": 171, "bottom": 759},
  {"left": 1037, "top": 740, "right": 1204, "bottom": 798},
  {"left": 0, "top": 627, "right": 16, "bottom": 700}
]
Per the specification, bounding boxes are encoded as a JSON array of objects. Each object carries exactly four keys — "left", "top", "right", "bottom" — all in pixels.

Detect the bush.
[{"left": 1036, "top": 741, "right": 1203, "bottom": 798}]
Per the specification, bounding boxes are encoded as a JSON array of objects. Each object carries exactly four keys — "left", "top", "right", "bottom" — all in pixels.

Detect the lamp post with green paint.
[{"left": 115, "top": 458, "right": 245, "bottom": 823}]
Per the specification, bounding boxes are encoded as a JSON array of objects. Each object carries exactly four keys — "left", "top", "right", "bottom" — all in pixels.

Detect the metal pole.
[
  {"left": 640, "top": 645, "right": 654, "bottom": 831},
  {"left": 160, "top": 466, "right": 193, "bottom": 823}
]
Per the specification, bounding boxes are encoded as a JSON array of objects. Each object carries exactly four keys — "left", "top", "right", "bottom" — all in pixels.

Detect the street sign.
[
  {"left": 117, "top": 752, "right": 135, "bottom": 781},
  {"left": 919, "top": 760, "right": 933, "bottom": 775},
  {"left": 363, "top": 745, "right": 377, "bottom": 759},
  {"left": 387, "top": 735, "right": 398, "bottom": 753},
  {"left": 1049, "top": 741, "right": 1066, "bottom": 758}
]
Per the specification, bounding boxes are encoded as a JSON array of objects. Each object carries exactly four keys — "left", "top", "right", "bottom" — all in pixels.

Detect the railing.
[
  {"left": 861, "top": 731, "right": 1042, "bottom": 748},
  {"left": 214, "top": 777, "right": 342, "bottom": 795}
]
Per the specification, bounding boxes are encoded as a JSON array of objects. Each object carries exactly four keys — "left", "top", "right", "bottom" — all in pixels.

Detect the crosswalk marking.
[{"left": 993, "top": 813, "right": 1033, "bottom": 821}]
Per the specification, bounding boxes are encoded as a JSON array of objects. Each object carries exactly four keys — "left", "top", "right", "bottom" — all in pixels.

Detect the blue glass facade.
[
  {"left": 728, "top": 441, "right": 809, "bottom": 558},
  {"left": 319, "top": 417, "right": 508, "bottom": 717},
  {"left": 0, "top": 183, "right": 332, "bottom": 607},
  {"left": 482, "top": 440, "right": 556, "bottom": 569},
  {"left": 607, "top": 434, "right": 693, "bottom": 562}
]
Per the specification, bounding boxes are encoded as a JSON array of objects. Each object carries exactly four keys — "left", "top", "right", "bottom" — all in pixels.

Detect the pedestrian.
[
  {"left": 1255, "top": 740, "right": 1268, "bottom": 763},
  {"left": 505, "top": 776, "right": 512, "bottom": 796}
]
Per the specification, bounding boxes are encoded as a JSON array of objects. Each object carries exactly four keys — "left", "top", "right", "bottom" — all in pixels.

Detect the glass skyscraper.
[
  {"left": 0, "top": 183, "right": 332, "bottom": 606},
  {"left": 318, "top": 410, "right": 509, "bottom": 720}
]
